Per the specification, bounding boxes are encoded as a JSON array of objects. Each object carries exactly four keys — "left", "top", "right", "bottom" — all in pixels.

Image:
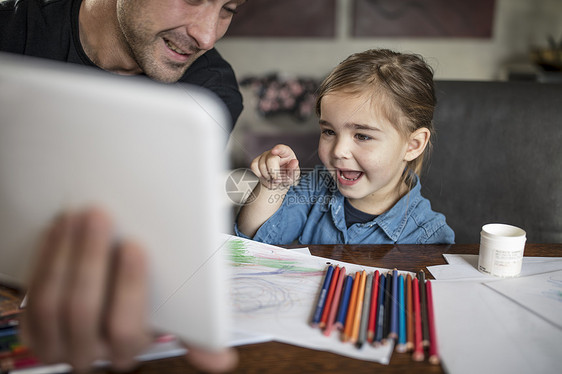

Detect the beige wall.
[{"left": 216, "top": 0, "right": 562, "bottom": 81}]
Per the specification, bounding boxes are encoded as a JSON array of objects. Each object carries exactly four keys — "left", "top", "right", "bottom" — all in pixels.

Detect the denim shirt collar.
[{"left": 327, "top": 175, "right": 422, "bottom": 242}]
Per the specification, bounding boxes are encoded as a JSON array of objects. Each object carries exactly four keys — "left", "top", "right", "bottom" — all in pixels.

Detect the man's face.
[{"left": 116, "top": 0, "right": 245, "bottom": 83}]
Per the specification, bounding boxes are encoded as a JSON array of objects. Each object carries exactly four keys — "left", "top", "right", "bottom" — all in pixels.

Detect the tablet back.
[{"left": 0, "top": 53, "right": 231, "bottom": 350}]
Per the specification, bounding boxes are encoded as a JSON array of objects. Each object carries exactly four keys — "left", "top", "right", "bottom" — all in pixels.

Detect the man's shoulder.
[
  {"left": 0, "top": 0, "right": 71, "bottom": 11},
  {"left": 179, "top": 48, "right": 243, "bottom": 128},
  {"left": 0, "top": 0, "right": 74, "bottom": 26},
  {"left": 1, "top": 0, "right": 77, "bottom": 58}
]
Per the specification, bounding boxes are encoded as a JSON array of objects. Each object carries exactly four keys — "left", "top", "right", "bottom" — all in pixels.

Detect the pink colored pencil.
[
  {"left": 319, "top": 266, "right": 340, "bottom": 328},
  {"left": 323, "top": 267, "right": 346, "bottom": 336},
  {"left": 412, "top": 277, "right": 425, "bottom": 361},
  {"left": 367, "top": 270, "right": 380, "bottom": 343},
  {"left": 426, "top": 280, "right": 440, "bottom": 365}
]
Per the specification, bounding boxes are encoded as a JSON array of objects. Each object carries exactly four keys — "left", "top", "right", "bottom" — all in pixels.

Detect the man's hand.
[{"left": 20, "top": 207, "right": 237, "bottom": 373}]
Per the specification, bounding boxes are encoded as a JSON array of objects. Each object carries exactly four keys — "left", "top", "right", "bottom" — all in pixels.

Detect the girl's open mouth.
[{"left": 337, "top": 169, "right": 363, "bottom": 185}]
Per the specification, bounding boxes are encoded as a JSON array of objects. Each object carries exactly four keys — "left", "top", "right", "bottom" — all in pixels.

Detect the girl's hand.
[{"left": 250, "top": 144, "right": 300, "bottom": 190}]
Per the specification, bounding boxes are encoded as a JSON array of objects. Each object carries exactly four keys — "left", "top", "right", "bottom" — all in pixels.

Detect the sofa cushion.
[{"left": 423, "top": 81, "right": 562, "bottom": 243}]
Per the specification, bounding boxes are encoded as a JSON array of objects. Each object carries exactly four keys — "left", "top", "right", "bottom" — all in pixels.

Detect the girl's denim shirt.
[{"left": 235, "top": 165, "right": 455, "bottom": 245}]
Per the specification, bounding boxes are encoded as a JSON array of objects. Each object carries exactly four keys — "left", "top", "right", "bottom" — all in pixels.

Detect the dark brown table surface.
[{"left": 102, "top": 243, "right": 562, "bottom": 374}]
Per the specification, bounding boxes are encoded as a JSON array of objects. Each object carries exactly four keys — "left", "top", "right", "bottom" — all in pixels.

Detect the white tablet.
[{"left": 0, "top": 52, "right": 231, "bottom": 351}]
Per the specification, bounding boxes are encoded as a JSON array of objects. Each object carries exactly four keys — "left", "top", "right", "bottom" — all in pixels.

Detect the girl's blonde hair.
[{"left": 315, "top": 49, "right": 436, "bottom": 189}]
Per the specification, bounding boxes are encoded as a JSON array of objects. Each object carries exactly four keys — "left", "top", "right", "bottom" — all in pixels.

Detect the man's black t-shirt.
[{"left": 0, "top": 0, "right": 243, "bottom": 128}]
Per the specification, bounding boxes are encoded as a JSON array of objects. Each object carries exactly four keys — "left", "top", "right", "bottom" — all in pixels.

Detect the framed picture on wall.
[
  {"left": 225, "top": 0, "right": 337, "bottom": 38},
  {"left": 353, "top": 0, "right": 496, "bottom": 38}
]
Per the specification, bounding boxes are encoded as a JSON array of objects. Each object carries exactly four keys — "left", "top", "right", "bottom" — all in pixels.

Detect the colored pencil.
[
  {"left": 396, "top": 274, "right": 407, "bottom": 353},
  {"left": 319, "top": 266, "right": 341, "bottom": 328},
  {"left": 382, "top": 272, "right": 391, "bottom": 343},
  {"left": 426, "top": 280, "right": 440, "bottom": 365},
  {"left": 367, "top": 270, "right": 380, "bottom": 343},
  {"left": 323, "top": 267, "right": 346, "bottom": 336},
  {"left": 342, "top": 271, "right": 361, "bottom": 342},
  {"left": 335, "top": 275, "right": 353, "bottom": 330},
  {"left": 357, "top": 272, "right": 373, "bottom": 348},
  {"left": 311, "top": 265, "right": 334, "bottom": 327},
  {"left": 374, "top": 273, "right": 386, "bottom": 345},
  {"left": 418, "top": 270, "right": 430, "bottom": 347},
  {"left": 412, "top": 277, "right": 425, "bottom": 361},
  {"left": 350, "top": 270, "right": 367, "bottom": 344},
  {"left": 389, "top": 269, "right": 398, "bottom": 340},
  {"left": 406, "top": 274, "right": 414, "bottom": 352}
]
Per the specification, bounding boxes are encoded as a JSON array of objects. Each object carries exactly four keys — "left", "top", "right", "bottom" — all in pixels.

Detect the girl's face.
[{"left": 317, "top": 92, "right": 411, "bottom": 214}]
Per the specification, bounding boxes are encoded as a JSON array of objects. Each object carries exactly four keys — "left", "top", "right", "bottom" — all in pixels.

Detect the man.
[
  {"left": 0, "top": 0, "right": 244, "bottom": 127},
  {"left": 0, "top": 0, "right": 246, "bottom": 372}
]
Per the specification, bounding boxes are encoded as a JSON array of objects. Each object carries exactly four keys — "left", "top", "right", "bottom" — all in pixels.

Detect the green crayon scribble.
[
  {"left": 227, "top": 238, "right": 319, "bottom": 273},
  {"left": 229, "top": 238, "right": 256, "bottom": 265}
]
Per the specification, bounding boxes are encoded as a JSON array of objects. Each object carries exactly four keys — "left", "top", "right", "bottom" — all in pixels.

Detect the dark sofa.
[
  {"left": 234, "top": 81, "right": 562, "bottom": 244},
  {"left": 422, "top": 81, "right": 562, "bottom": 243}
]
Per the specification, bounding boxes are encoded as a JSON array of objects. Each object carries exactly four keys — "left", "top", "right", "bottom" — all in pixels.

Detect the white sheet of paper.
[
  {"left": 429, "top": 255, "right": 562, "bottom": 280},
  {"left": 443, "top": 254, "right": 562, "bottom": 266},
  {"left": 287, "top": 247, "right": 312, "bottom": 256},
  {"left": 432, "top": 280, "right": 562, "bottom": 374},
  {"left": 224, "top": 235, "right": 404, "bottom": 364},
  {"left": 484, "top": 269, "right": 562, "bottom": 329}
]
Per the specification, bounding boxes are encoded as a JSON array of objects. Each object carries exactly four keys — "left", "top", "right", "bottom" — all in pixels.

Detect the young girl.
[{"left": 235, "top": 49, "right": 454, "bottom": 245}]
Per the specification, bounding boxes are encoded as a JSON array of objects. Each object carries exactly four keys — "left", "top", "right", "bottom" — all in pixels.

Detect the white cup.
[{"left": 478, "top": 223, "right": 526, "bottom": 277}]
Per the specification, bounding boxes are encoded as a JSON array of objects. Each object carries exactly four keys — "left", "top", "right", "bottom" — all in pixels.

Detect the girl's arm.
[{"left": 237, "top": 144, "right": 300, "bottom": 238}]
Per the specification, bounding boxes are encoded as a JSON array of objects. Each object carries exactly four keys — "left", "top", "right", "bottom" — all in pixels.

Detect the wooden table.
[{"left": 104, "top": 243, "right": 562, "bottom": 374}]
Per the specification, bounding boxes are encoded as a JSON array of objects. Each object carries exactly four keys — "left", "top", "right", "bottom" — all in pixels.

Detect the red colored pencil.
[
  {"left": 367, "top": 270, "right": 380, "bottom": 343},
  {"left": 406, "top": 274, "right": 414, "bottom": 352},
  {"left": 319, "top": 266, "right": 340, "bottom": 328},
  {"left": 412, "top": 277, "right": 424, "bottom": 361},
  {"left": 426, "top": 280, "right": 440, "bottom": 365},
  {"left": 323, "top": 267, "right": 346, "bottom": 336},
  {"left": 342, "top": 271, "right": 361, "bottom": 342}
]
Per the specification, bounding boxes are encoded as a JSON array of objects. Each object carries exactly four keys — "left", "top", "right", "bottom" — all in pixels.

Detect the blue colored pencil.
[
  {"left": 396, "top": 274, "right": 407, "bottom": 352},
  {"left": 374, "top": 273, "right": 386, "bottom": 345},
  {"left": 334, "top": 275, "right": 353, "bottom": 330},
  {"left": 382, "top": 272, "right": 391, "bottom": 343},
  {"left": 389, "top": 269, "right": 398, "bottom": 340},
  {"left": 311, "top": 265, "right": 334, "bottom": 327}
]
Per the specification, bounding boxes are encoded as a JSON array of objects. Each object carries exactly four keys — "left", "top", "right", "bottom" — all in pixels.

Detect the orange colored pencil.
[
  {"left": 319, "top": 266, "right": 340, "bottom": 328},
  {"left": 406, "top": 274, "right": 414, "bottom": 351},
  {"left": 342, "top": 271, "right": 361, "bottom": 342},
  {"left": 350, "top": 270, "right": 367, "bottom": 344}
]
